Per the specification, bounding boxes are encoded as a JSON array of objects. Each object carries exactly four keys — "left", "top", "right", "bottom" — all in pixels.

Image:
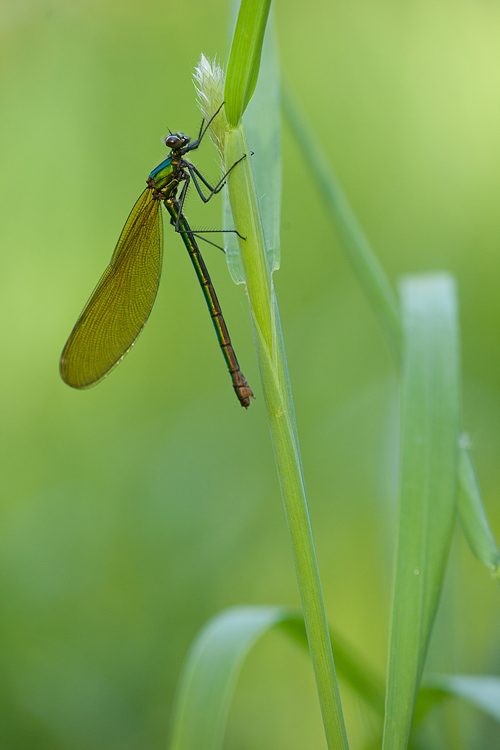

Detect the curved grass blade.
[
  {"left": 457, "top": 438, "right": 500, "bottom": 580},
  {"left": 60, "top": 189, "right": 162, "bottom": 388},
  {"left": 167, "top": 606, "right": 291, "bottom": 750},
  {"left": 382, "top": 274, "right": 461, "bottom": 750}
]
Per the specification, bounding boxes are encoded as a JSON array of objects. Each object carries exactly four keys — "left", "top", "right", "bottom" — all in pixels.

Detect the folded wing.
[{"left": 60, "top": 188, "right": 163, "bottom": 388}]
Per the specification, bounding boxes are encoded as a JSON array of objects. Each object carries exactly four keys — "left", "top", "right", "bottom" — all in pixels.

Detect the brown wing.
[{"left": 60, "top": 188, "right": 163, "bottom": 388}]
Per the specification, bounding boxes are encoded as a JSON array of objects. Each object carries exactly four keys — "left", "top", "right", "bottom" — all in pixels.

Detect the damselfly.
[{"left": 60, "top": 105, "right": 253, "bottom": 408}]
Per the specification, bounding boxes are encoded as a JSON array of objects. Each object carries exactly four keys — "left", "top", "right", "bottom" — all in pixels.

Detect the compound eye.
[{"left": 165, "top": 134, "right": 182, "bottom": 149}]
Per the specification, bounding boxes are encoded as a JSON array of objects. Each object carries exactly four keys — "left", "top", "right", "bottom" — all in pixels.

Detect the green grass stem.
[
  {"left": 167, "top": 606, "right": 386, "bottom": 749},
  {"left": 224, "top": 121, "right": 348, "bottom": 749}
]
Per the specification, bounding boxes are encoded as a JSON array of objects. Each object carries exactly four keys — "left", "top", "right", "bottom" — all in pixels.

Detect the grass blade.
[
  {"left": 281, "top": 83, "right": 402, "bottom": 351},
  {"left": 224, "top": 0, "right": 272, "bottom": 125},
  {"left": 244, "top": 16, "right": 281, "bottom": 274},
  {"left": 382, "top": 274, "right": 461, "bottom": 749},
  {"left": 167, "top": 606, "right": 291, "bottom": 750},
  {"left": 223, "top": 16, "right": 282, "bottom": 283},
  {"left": 457, "top": 438, "right": 500, "bottom": 580}
]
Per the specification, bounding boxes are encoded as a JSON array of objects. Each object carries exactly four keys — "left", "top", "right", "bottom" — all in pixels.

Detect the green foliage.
[
  {"left": 168, "top": 4, "right": 499, "bottom": 748},
  {"left": 458, "top": 442, "right": 500, "bottom": 577},
  {"left": 383, "top": 275, "right": 460, "bottom": 748},
  {"left": 224, "top": 0, "right": 272, "bottom": 125},
  {"left": 282, "top": 85, "right": 402, "bottom": 352},
  {"left": 168, "top": 607, "right": 290, "bottom": 750},
  {"left": 168, "top": 606, "right": 385, "bottom": 750},
  {"left": 223, "top": 13, "right": 348, "bottom": 746},
  {"left": 1, "top": 0, "right": 499, "bottom": 748}
]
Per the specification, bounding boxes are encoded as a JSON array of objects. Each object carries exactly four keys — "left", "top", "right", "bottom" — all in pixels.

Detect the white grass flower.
[{"left": 193, "top": 54, "right": 227, "bottom": 161}]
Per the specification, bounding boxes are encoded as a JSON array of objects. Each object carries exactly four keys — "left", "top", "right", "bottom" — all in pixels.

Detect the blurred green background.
[{"left": 1, "top": 0, "right": 500, "bottom": 747}]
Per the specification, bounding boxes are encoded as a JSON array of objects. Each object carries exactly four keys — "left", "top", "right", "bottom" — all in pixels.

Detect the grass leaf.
[
  {"left": 224, "top": 0, "right": 272, "bottom": 126},
  {"left": 457, "top": 439, "right": 500, "bottom": 579},
  {"left": 224, "top": 16, "right": 281, "bottom": 283},
  {"left": 382, "top": 274, "right": 461, "bottom": 749},
  {"left": 167, "top": 606, "right": 291, "bottom": 750},
  {"left": 281, "top": 83, "right": 402, "bottom": 350}
]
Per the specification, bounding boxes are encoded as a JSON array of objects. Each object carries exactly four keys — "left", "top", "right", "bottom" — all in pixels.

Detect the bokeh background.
[{"left": 1, "top": 0, "right": 500, "bottom": 747}]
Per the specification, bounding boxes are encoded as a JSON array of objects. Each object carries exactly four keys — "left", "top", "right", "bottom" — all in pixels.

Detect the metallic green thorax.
[{"left": 147, "top": 146, "right": 185, "bottom": 195}]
